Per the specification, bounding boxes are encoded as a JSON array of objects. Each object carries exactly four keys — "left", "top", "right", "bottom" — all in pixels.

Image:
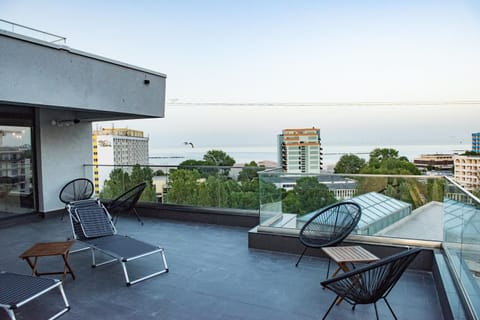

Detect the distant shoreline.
[{"left": 149, "top": 143, "right": 468, "bottom": 167}]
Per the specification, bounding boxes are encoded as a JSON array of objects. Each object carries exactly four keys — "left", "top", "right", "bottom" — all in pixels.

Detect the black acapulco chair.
[
  {"left": 59, "top": 178, "right": 94, "bottom": 223},
  {"left": 106, "top": 182, "right": 147, "bottom": 226},
  {"left": 295, "top": 201, "right": 362, "bottom": 277},
  {"left": 59, "top": 178, "right": 94, "bottom": 205},
  {"left": 67, "top": 199, "right": 168, "bottom": 286},
  {"left": 0, "top": 271, "right": 70, "bottom": 320},
  {"left": 320, "top": 248, "right": 422, "bottom": 320}
]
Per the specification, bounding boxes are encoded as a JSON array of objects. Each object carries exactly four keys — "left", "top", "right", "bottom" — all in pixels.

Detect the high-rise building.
[
  {"left": 472, "top": 132, "right": 480, "bottom": 153},
  {"left": 277, "top": 127, "right": 323, "bottom": 173},
  {"left": 93, "top": 127, "right": 149, "bottom": 194}
]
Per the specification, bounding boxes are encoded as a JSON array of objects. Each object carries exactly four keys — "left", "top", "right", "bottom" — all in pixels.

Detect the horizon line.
[{"left": 166, "top": 99, "right": 480, "bottom": 107}]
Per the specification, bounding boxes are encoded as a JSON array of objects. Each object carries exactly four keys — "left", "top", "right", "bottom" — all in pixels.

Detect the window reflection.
[{"left": 0, "top": 126, "right": 34, "bottom": 216}]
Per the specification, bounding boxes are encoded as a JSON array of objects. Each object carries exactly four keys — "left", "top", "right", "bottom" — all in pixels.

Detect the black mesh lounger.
[
  {"left": 0, "top": 271, "right": 70, "bottom": 320},
  {"left": 67, "top": 199, "right": 168, "bottom": 286}
]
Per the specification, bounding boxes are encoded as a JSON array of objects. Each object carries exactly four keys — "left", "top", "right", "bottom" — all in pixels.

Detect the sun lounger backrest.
[
  {"left": 67, "top": 199, "right": 116, "bottom": 239},
  {"left": 75, "top": 205, "right": 116, "bottom": 238},
  {"left": 67, "top": 199, "right": 100, "bottom": 240}
]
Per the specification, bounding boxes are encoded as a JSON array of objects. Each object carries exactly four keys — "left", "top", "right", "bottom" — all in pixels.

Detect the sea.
[{"left": 149, "top": 143, "right": 468, "bottom": 169}]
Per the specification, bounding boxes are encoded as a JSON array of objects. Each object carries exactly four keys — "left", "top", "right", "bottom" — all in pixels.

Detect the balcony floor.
[{"left": 1, "top": 215, "right": 444, "bottom": 320}]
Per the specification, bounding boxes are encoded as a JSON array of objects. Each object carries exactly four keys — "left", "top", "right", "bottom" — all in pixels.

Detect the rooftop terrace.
[{"left": 1, "top": 214, "right": 444, "bottom": 320}]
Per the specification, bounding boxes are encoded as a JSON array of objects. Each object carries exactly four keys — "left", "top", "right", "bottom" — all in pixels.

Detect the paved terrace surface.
[{"left": 1, "top": 215, "right": 443, "bottom": 320}]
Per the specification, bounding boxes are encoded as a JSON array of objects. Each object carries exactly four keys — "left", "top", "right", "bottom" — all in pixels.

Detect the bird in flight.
[{"left": 184, "top": 141, "right": 194, "bottom": 148}]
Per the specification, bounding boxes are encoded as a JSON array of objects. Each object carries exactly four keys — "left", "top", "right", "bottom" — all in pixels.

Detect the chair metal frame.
[
  {"left": 67, "top": 199, "right": 168, "bottom": 286},
  {"left": 106, "top": 182, "right": 147, "bottom": 225},
  {"left": 320, "top": 248, "right": 422, "bottom": 320},
  {"left": 0, "top": 271, "right": 70, "bottom": 320},
  {"left": 295, "top": 201, "right": 362, "bottom": 277}
]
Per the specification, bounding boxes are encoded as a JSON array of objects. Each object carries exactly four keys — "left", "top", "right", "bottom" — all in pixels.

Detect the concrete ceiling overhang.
[{"left": 0, "top": 30, "right": 166, "bottom": 122}]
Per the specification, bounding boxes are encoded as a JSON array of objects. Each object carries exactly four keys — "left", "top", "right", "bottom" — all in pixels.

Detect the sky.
[{"left": 2, "top": 0, "right": 480, "bottom": 149}]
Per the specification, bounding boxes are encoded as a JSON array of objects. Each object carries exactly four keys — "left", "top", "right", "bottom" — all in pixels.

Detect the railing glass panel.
[
  {"left": 85, "top": 164, "right": 269, "bottom": 210},
  {"left": 258, "top": 169, "right": 445, "bottom": 241},
  {"left": 443, "top": 177, "right": 480, "bottom": 318}
]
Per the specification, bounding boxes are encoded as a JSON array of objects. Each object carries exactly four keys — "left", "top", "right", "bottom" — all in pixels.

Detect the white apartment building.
[
  {"left": 277, "top": 128, "right": 323, "bottom": 173},
  {"left": 93, "top": 128, "right": 149, "bottom": 194},
  {"left": 453, "top": 155, "right": 480, "bottom": 192}
]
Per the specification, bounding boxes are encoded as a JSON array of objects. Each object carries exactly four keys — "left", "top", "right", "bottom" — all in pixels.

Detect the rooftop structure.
[{"left": 0, "top": 25, "right": 165, "bottom": 216}]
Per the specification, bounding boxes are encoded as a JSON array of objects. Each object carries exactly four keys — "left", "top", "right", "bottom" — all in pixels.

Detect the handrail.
[
  {"left": 444, "top": 176, "right": 480, "bottom": 204},
  {"left": 0, "top": 19, "right": 66, "bottom": 44}
]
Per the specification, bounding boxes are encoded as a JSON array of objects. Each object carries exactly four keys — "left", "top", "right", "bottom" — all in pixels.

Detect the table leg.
[
  {"left": 62, "top": 253, "right": 75, "bottom": 281},
  {"left": 335, "top": 262, "right": 351, "bottom": 305},
  {"left": 23, "top": 257, "right": 37, "bottom": 276}
]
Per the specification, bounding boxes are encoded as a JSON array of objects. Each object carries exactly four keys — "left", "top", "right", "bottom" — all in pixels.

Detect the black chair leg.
[
  {"left": 326, "top": 258, "right": 331, "bottom": 278},
  {"left": 132, "top": 208, "right": 144, "bottom": 226},
  {"left": 383, "top": 298, "right": 398, "bottom": 320},
  {"left": 374, "top": 302, "right": 379, "bottom": 320},
  {"left": 295, "top": 247, "right": 307, "bottom": 267},
  {"left": 322, "top": 296, "right": 338, "bottom": 320}
]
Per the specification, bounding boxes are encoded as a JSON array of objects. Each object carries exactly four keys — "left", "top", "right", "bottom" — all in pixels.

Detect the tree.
[
  {"left": 369, "top": 148, "right": 399, "bottom": 164},
  {"left": 282, "top": 177, "right": 336, "bottom": 215},
  {"left": 101, "top": 168, "right": 130, "bottom": 199},
  {"left": 154, "top": 169, "right": 166, "bottom": 176},
  {"left": 203, "top": 150, "right": 235, "bottom": 166},
  {"left": 360, "top": 148, "right": 420, "bottom": 175},
  {"left": 238, "top": 161, "right": 264, "bottom": 182},
  {"left": 203, "top": 149, "right": 235, "bottom": 176},
  {"left": 334, "top": 154, "right": 366, "bottom": 174},
  {"left": 165, "top": 169, "right": 201, "bottom": 205},
  {"left": 100, "top": 165, "right": 157, "bottom": 202},
  {"left": 179, "top": 159, "right": 206, "bottom": 168}
]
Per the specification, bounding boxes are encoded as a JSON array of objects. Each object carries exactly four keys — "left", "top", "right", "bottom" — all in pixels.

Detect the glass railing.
[
  {"left": 85, "top": 163, "right": 271, "bottom": 211},
  {"left": 443, "top": 177, "right": 480, "bottom": 318},
  {"left": 258, "top": 168, "right": 445, "bottom": 241},
  {"left": 88, "top": 164, "right": 447, "bottom": 241}
]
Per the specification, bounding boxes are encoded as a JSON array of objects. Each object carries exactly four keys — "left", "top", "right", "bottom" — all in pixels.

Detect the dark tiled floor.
[{"left": 1, "top": 216, "right": 444, "bottom": 320}]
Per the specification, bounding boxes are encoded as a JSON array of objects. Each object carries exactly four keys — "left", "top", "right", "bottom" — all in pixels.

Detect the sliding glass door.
[{"left": 0, "top": 125, "right": 35, "bottom": 217}]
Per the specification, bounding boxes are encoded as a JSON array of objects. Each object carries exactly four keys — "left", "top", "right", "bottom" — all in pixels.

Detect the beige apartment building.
[{"left": 453, "top": 154, "right": 480, "bottom": 192}]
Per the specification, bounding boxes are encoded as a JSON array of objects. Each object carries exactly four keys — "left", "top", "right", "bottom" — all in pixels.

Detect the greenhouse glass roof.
[
  {"left": 351, "top": 192, "right": 412, "bottom": 234},
  {"left": 297, "top": 192, "right": 412, "bottom": 235}
]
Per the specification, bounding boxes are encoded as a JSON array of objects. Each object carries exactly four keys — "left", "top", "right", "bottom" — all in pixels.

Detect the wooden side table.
[
  {"left": 322, "top": 246, "right": 379, "bottom": 304},
  {"left": 19, "top": 240, "right": 76, "bottom": 282}
]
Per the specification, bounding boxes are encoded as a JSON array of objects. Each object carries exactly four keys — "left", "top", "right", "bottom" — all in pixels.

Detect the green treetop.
[
  {"left": 334, "top": 154, "right": 366, "bottom": 174},
  {"left": 360, "top": 148, "right": 420, "bottom": 175}
]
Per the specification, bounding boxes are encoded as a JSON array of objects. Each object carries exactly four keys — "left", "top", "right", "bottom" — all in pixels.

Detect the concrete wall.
[
  {"left": 0, "top": 31, "right": 165, "bottom": 120},
  {"left": 36, "top": 109, "right": 93, "bottom": 212},
  {"left": 0, "top": 30, "right": 167, "bottom": 214}
]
